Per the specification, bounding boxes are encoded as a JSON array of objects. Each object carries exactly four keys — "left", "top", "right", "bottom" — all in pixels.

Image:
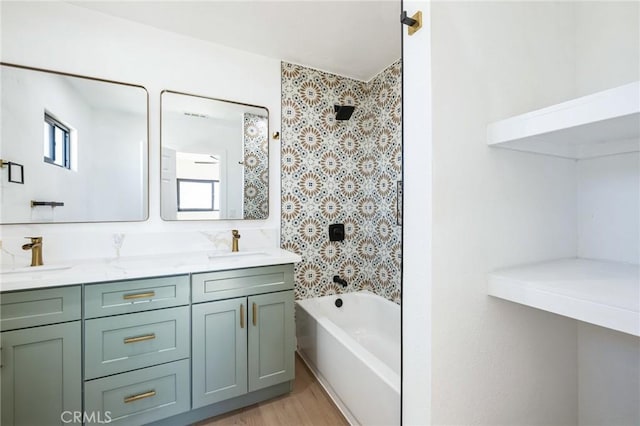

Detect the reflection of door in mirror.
[
  {"left": 0, "top": 63, "right": 148, "bottom": 224},
  {"left": 160, "top": 91, "right": 268, "bottom": 221}
]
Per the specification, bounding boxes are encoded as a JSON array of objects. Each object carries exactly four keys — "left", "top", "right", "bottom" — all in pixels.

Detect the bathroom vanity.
[{"left": 0, "top": 249, "right": 300, "bottom": 426}]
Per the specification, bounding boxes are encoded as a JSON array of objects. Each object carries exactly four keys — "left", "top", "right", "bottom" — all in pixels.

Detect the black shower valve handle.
[{"left": 333, "top": 275, "right": 348, "bottom": 287}]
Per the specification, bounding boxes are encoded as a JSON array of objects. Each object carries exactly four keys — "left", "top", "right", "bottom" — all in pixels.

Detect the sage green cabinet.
[
  {"left": 192, "top": 265, "right": 294, "bottom": 303},
  {"left": 1, "top": 321, "right": 82, "bottom": 426},
  {"left": 248, "top": 291, "right": 295, "bottom": 392},
  {"left": 1, "top": 263, "right": 296, "bottom": 425},
  {"left": 85, "top": 306, "right": 190, "bottom": 379},
  {"left": 1, "top": 286, "right": 81, "bottom": 331},
  {"left": 84, "top": 275, "right": 189, "bottom": 319},
  {"left": 192, "top": 298, "right": 248, "bottom": 408},
  {"left": 84, "top": 359, "right": 190, "bottom": 425},
  {"left": 192, "top": 289, "right": 294, "bottom": 409}
]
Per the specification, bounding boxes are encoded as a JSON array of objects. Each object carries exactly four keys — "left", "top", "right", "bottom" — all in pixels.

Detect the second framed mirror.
[{"left": 161, "top": 91, "right": 269, "bottom": 220}]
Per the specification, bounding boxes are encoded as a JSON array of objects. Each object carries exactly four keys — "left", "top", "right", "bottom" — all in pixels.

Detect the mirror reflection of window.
[
  {"left": 174, "top": 151, "right": 222, "bottom": 219},
  {"left": 43, "top": 112, "right": 72, "bottom": 169},
  {"left": 213, "top": 181, "right": 220, "bottom": 211},
  {"left": 160, "top": 91, "right": 269, "bottom": 221},
  {"left": 177, "top": 178, "right": 219, "bottom": 211},
  {"left": 1, "top": 63, "right": 149, "bottom": 224}
]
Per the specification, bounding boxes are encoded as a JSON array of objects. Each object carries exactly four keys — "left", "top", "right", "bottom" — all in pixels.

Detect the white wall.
[
  {"left": 402, "top": 1, "right": 432, "bottom": 424},
  {"left": 88, "top": 108, "right": 147, "bottom": 220},
  {"left": 0, "top": 1, "right": 282, "bottom": 265},
  {"left": 577, "top": 153, "right": 639, "bottom": 264},
  {"left": 573, "top": 3, "right": 640, "bottom": 425},
  {"left": 574, "top": 1, "right": 640, "bottom": 96},
  {"left": 430, "top": 2, "right": 580, "bottom": 424},
  {"left": 578, "top": 323, "right": 640, "bottom": 425}
]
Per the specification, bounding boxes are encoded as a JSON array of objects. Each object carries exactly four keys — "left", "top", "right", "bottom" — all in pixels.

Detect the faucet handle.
[
  {"left": 25, "top": 236, "right": 42, "bottom": 242},
  {"left": 232, "top": 230, "right": 241, "bottom": 238}
]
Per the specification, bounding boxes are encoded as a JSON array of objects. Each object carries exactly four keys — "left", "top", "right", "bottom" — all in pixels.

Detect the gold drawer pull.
[
  {"left": 123, "top": 291, "right": 155, "bottom": 300},
  {"left": 240, "top": 304, "right": 245, "bottom": 329},
  {"left": 124, "top": 390, "right": 156, "bottom": 403},
  {"left": 252, "top": 302, "right": 257, "bottom": 326},
  {"left": 124, "top": 334, "right": 156, "bottom": 344}
]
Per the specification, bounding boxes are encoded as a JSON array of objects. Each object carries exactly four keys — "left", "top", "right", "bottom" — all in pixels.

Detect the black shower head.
[{"left": 334, "top": 105, "right": 355, "bottom": 121}]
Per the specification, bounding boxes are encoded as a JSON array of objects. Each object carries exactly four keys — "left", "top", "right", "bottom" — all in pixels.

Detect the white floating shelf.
[
  {"left": 487, "top": 82, "right": 640, "bottom": 159},
  {"left": 488, "top": 258, "right": 639, "bottom": 336}
]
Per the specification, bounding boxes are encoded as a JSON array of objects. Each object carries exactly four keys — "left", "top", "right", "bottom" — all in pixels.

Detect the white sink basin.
[
  {"left": 107, "top": 251, "right": 269, "bottom": 270},
  {"left": 1, "top": 264, "right": 72, "bottom": 275},
  {"left": 207, "top": 251, "right": 268, "bottom": 260}
]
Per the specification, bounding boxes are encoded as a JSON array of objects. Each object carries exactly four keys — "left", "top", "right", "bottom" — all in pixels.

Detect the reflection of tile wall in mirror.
[
  {"left": 242, "top": 113, "right": 269, "bottom": 219},
  {"left": 160, "top": 90, "right": 269, "bottom": 221},
  {"left": 0, "top": 63, "right": 149, "bottom": 224}
]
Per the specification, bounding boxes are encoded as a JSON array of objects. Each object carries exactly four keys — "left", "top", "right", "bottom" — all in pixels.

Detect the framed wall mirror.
[
  {"left": 161, "top": 91, "right": 269, "bottom": 221},
  {"left": 0, "top": 63, "right": 149, "bottom": 224}
]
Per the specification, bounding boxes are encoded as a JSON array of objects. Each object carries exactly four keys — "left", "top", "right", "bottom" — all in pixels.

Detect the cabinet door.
[
  {"left": 1, "top": 322, "right": 81, "bottom": 426},
  {"left": 248, "top": 290, "right": 295, "bottom": 392},
  {"left": 192, "top": 297, "right": 247, "bottom": 408}
]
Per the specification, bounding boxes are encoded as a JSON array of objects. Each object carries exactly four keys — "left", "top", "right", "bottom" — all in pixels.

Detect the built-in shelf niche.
[
  {"left": 487, "top": 81, "right": 640, "bottom": 159},
  {"left": 487, "top": 82, "right": 640, "bottom": 335},
  {"left": 488, "top": 258, "right": 639, "bottom": 336}
]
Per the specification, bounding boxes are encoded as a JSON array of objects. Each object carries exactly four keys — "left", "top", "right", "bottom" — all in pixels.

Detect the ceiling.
[
  {"left": 162, "top": 91, "right": 268, "bottom": 122},
  {"left": 69, "top": 1, "right": 401, "bottom": 81}
]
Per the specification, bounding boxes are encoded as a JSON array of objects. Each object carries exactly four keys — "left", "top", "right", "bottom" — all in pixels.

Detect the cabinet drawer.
[
  {"left": 85, "top": 275, "right": 189, "bottom": 318},
  {"left": 1, "top": 286, "right": 81, "bottom": 331},
  {"left": 84, "top": 359, "right": 190, "bottom": 426},
  {"left": 192, "top": 264, "right": 294, "bottom": 303},
  {"left": 85, "top": 306, "right": 190, "bottom": 379}
]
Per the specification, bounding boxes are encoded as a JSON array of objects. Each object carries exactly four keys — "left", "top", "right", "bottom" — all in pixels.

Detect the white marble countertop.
[{"left": 0, "top": 248, "right": 301, "bottom": 292}]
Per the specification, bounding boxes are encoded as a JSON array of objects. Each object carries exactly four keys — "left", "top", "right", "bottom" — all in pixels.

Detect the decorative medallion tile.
[{"left": 281, "top": 61, "right": 401, "bottom": 303}]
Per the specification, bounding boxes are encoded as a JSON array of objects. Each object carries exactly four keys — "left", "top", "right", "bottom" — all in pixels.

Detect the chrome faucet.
[
  {"left": 231, "top": 230, "right": 241, "bottom": 252},
  {"left": 22, "top": 236, "right": 43, "bottom": 267}
]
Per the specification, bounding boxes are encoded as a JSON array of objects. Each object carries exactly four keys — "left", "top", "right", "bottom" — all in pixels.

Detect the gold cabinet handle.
[
  {"left": 124, "top": 390, "right": 156, "bottom": 403},
  {"left": 252, "top": 302, "right": 257, "bottom": 326},
  {"left": 124, "top": 334, "right": 156, "bottom": 344},
  {"left": 123, "top": 291, "right": 155, "bottom": 300},
  {"left": 240, "top": 304, "right": 245, "bottom": 329}
]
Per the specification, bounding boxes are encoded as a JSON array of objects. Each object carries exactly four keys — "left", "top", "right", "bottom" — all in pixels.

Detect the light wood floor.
[{"left": 197, "top": 354, "right": 349, "bottom": 426}]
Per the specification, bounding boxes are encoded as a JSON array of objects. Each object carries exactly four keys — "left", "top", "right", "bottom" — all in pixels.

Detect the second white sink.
[
  {"left": 207, "top": 251, "right": 268, "bottom": 260},
  {"left": 1, "top": 264, "right": 72, "bottom": 275}
]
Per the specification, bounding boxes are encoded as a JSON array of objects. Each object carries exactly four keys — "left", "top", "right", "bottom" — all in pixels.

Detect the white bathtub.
[{"left": 296, "top": 291, "right": 400, "bottom": 425}]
